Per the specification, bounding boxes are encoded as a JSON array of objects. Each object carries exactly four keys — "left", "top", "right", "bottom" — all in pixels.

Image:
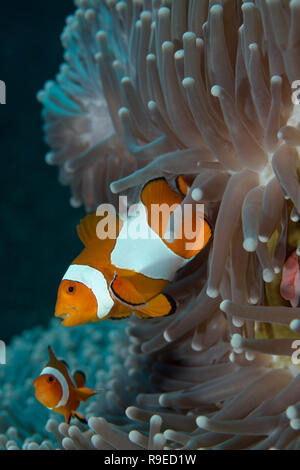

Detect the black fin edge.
[
  {"left": 141, "top": 177, "right": 214, "bottom": 244},
  {"left": 110, "top": 274, "right": 145, "bottom": 307},
  {"left": 164, "top": 293, "right": 177, "bottom": 316},
  {"left": 72, "top": 413, "right": 88, "bottom": 425},
  {"left": 141, "top": 176, "right": 166, "bottom": 194},
  {"left": 140, "top": 177, "right": 167, "bottom": 206},
  {"left": 175, "top": 176, "right": 187, "bottom": 198}
]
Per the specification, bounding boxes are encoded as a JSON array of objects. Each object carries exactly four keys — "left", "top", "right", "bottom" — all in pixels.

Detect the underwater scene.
[{"left": 1, "top": 0, "right": 300, "bottom": 453}]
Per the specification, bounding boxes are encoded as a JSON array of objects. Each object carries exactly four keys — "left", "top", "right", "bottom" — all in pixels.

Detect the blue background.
[{"left": 0, "top": 1, "right": 85, "bottom": 342}]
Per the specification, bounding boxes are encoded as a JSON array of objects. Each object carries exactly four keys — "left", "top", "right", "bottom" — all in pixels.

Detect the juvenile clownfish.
[
  {"left": 33, "top": 346, "right": 97, "bottom": 423},
  {"left": 55, "top": 177, "right": 212, "bottom": 326}
]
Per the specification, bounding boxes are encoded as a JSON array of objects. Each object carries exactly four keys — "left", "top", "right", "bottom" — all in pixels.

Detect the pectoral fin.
[
  {"left": 138, "top": 293, "right": 177, "bottom": 318},
  {"left": 110, "top": 274, "right": 176, "bottom": 317},
  {"left": 110, "top": 273, "right": 149, "bottom": 306}
]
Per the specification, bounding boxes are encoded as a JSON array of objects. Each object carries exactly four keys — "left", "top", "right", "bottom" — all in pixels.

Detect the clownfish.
[
  {"left": 280, "top": 250, "right": 300, "bottom": 307},
  {"left": 33, "top": 346, "right": 97, "bottom": 423},
  {"left": 55, "top": 177, "right": 212, "bottom": 326}
]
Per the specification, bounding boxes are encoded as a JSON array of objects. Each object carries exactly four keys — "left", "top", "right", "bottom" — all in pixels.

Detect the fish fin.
[
  {"left": 77, "top": 213, "right": 100, "bottom": 246},
  {"left": 48, "top": 346, "right": 57, "bottom": 362},
  {"left": 141, "top": 177, "right": 184, "bottom": 208},
  {"left": 76, "top": 387, "right": 97, "bottom": 402},
  {"left": 175, "top": 176, "right": 189, "bottom": 197},
  {"left": 138, "top": 293, "right": 177, "bottom": 318},
  {"left": 72, "top": 412, "right": 87, "bottom": 424},
  {"left": 108, "top": 303, "right": 133, "bottom": 320},
  {"left": 77, "top": 212, "right": 121, "bottom": 255},
  {"left": 110, "top": 273, "right": 151, "bottom": 306},
  {"left": 140, "top": 177, "right": 212, "bottom": 259},
  {"left": 109, "top": 315, "right": 129, "bottom": 320},
  {"left": 140, "top": 177, "right": 183, "bottom": 238},
  {"left": 162, "top": 212, "right": 212, "bottom": 259},
  {"left": 73, "top": 370, "right": 86, "bottom": 388},
  {"left": 135, "top": 310, "right": 157, "bottom": 319},
  {"left": 64, "top": 411, "right": 71, "bottom": 424},
  {"left": 110, "top": 274, "right": 176, "bottom": 317}
]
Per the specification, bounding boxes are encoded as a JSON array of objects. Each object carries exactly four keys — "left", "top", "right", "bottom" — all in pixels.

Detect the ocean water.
[{"left": 0, "top": 1, "right": 84, "bottom": 343}]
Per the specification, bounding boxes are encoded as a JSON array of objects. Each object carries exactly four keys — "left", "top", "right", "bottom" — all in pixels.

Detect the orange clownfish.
[
  {"left": 55, "top": 177, "right": 212, "bottom": 326},
  {"left": 33, "top": 346, "right": 97, "bottom": 423}
]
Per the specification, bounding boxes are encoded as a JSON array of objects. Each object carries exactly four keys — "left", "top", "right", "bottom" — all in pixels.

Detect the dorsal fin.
[
  {"left": 140, "top": 177, "right": 212, "bottom": 259},
  {"left": 48, "top": 346, "right": 56, "bottom": 362},
  {"left": 140, "top": 177, "right": 183, "bottom": 239},
  {"left": 77, "top": 211, "right": 122, "bottom": 251},
  {"left": 73, "top": 370, "right": 86, "bottom": 388},
  {"left": 77, "top": 213, "right": 98, "bottom": 247},
  {"left": 141, "top": 177, "right": 183, "bottom": 210},
  {"left": 175, "top": 176, "right": 189, "bottom": 197}
]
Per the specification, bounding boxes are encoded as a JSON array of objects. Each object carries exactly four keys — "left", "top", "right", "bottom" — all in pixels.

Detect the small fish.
[
  {"left": 55, "top": 177, "right": 212, "bottom": 325},
  {"left": 280, "top": 249, "right": 300, "bottom": 308},
  {"left": 33, "top": 346, "right": 97, "bottom": 423}
]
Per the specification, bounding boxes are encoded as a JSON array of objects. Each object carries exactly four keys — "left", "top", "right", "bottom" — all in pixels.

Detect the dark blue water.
[{"left": 0, "top": 1, "right": 85, "bottom": 342}]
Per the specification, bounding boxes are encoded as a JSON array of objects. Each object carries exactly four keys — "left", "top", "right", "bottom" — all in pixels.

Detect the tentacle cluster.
[{"left": 32, "top": 0, "right": 300, "bottom": 450}]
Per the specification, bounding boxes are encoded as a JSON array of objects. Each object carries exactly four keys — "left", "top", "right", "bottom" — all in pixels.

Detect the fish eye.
[
  {"left": 68, "top": 286, "right": 75, "bottom": 293},
  {"left": 47, "top": 376, "right": 55, "bottom": 383}
]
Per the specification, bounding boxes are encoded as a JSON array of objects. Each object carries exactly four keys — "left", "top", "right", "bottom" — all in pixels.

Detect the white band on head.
[
  {"left": 40, "top": 367, "right": 69, "bottom": 409},
  {"left": 63, "top": 264, "right": 114, "bottom": 319}
]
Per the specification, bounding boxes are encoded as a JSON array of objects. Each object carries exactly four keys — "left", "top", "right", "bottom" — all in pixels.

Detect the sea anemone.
[
  {"left": 28, "top": 0, "right": 300, "bottom": 450},
  {"left": 0, "top": 319, "right": 129, "bottom": 450}
]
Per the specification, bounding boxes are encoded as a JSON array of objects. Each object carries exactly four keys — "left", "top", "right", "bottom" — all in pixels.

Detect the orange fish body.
[
  {"left": 55, "top": 177, "right": 212, "bottom": 326},
  {"left": 34, "top": 347, "right": 96, "bottom": 423}
]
